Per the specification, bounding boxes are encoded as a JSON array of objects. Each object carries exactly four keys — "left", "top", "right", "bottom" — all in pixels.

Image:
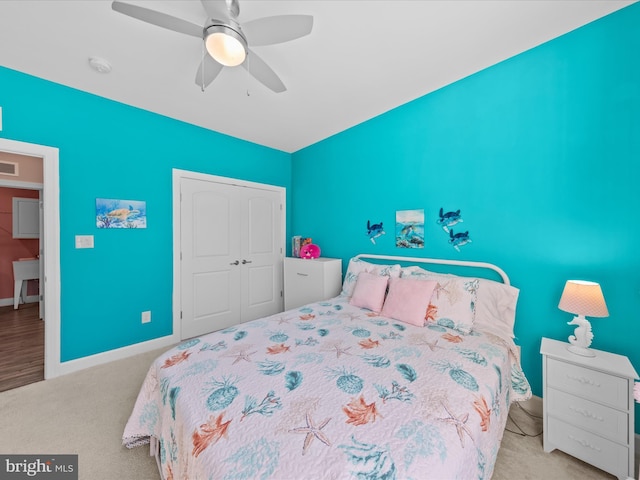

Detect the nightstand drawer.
[
  {"left": 546, "top": 387, "right": 628, "bottom": 443},
  {"left": 547, "top": 417, "right": 629, "bottom": 476},
  {"left": 546, "top": 358, "right": 628, "bottom": 410}
]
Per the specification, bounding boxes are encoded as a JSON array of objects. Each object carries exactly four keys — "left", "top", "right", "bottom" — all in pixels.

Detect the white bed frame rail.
[{"left": 353, "top": 254, "right": 510, "bottom": 286}]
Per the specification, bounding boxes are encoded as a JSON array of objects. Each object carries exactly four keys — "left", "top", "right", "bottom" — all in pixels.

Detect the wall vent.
[{"left": 0, "top": 161, "right": 18, "bottom": 176}]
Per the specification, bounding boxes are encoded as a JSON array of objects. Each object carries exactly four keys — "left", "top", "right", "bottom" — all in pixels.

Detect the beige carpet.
[{"left": 0, "top": 348, "right": 636, "bottom": 480}]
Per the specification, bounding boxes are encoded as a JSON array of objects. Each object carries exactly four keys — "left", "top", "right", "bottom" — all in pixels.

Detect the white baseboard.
[
  {"left": 54, "top": 333, "right": 179, "bottom": 378},
  {"left": 0, "top": 295, "right": 38, "bottom": 307}
]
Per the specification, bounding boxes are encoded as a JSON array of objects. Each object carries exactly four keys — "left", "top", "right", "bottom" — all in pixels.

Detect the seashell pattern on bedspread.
[{"left": 123, "top": 296, "right": 531, "bottom": 479}]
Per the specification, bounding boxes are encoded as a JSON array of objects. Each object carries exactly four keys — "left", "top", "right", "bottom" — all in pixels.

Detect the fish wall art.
[
  {"left": 449, "top": 229, "right": 472, "bottom": 252},
  {"left": 395, "top": 209, "right": 424, "bottom": 249},
  {"left": 96, "top": 198, "right": 147, "bottom": 229},
  {"left": 436, "top": 208, "right": 463, "bottom": 233},
  {"left": 437, "top": 207, "right": 471, "bottom": 252},
  {"left": 366, "top": 220, "right": 385, "bottom": 245}
]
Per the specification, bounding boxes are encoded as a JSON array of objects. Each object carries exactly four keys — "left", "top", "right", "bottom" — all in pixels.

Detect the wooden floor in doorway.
[{"left": 0, "top": 303, "right": 44, "bottom": 392}]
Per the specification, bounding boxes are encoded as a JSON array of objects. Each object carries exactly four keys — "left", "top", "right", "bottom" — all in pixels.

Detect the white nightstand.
[
  {"left": 540, "top": 337, "right": 638, "bottom": 480},
  {"left": 284, "top": 257, "right": 342, "bottom": 310}
]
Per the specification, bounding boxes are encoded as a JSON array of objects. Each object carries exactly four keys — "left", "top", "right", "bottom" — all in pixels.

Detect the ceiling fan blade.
[
  {"left": 243, "top": 49, "right": 286, "bottom": 93},
  {"left": 200, "top": 0, "right": 238, "bottom": 20},
  {"left": 195, "top": 54, "right": 224, "bottom": 89},
  {"left": 112, "top": 1, "right": 203, "bottom": 38},
  {"left": 242, "top": 15, "right": 313, "bottom": 46}
]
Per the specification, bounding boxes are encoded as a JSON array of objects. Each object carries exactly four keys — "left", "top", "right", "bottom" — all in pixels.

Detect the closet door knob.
[
  {"left": 230, "top": 260, "right": 239, "bottom": 265},
  {"left": 242, "top": 259, "right": 252, "bottom": 264}
]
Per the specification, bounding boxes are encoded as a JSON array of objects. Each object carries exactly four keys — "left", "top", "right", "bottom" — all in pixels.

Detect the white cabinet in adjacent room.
[
  {"left": 284, "top": 257, "right": 342, "bottom": 310},
  {"left": 12, "top": 197, "right": 39, "bottom": 238}
]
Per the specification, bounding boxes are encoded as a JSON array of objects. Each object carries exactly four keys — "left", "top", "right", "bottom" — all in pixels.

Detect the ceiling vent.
[{"left": 0, "top": 161, "right": 18, "bottom": 176}]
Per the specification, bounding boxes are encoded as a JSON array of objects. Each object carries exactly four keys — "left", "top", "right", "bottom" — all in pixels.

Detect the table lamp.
[{"left": 558, "top": 280, "right": 609, "bottom": 357}]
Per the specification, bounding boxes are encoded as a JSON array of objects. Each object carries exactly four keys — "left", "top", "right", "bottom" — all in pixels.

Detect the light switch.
[{"left": 75, "top": 235, "right": 94, "bottom": 249}]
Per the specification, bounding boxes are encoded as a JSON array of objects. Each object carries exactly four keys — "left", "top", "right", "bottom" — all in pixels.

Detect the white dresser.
[
  {"left": 541, "top": 337, "right": 638, "bottom": 480},
  {"left": 284, "top": 257, "right": 342, "bottom": 310}
]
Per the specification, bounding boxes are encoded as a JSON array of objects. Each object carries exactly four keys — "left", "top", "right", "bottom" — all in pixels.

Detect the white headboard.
[{"left": 353, "top": 254, "right": 510, "bottom": 286}]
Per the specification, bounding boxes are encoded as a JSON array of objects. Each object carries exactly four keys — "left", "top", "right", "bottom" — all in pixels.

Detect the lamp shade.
[
  {"left": 558, "top": 280, "right": 609, "bottom": 317},
  {"left": 205, "top": 24, "right": 247, "bottom": 67}
]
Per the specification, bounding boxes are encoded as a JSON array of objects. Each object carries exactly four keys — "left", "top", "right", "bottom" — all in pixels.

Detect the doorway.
[
  {"left": 0, "top": 176, "right": 43, "bottom": 391},
  {"left": 0, "top": 138, "right": 60, "bottom": 382}
]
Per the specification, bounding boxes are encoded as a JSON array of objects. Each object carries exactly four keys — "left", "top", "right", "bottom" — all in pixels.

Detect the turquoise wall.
[
  {"left": 292, "top": 4, "right": 640, "bottom": 432},
  {"left": 0, "top": 66, "right": 291, "bottom": 361},
  {"left": 1, "top": 3, "right": 638, "bottom": 433}
]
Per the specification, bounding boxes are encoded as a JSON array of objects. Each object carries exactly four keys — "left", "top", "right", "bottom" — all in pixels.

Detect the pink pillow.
[
  {"left": 381, "top": 277, "right": 438, "bottom": 327},
  {"left": 349, "top": 272, "right": 389, "bottom": 312},
  {"left": 401, "top": 269, "right": 478, "bottom": 334}
]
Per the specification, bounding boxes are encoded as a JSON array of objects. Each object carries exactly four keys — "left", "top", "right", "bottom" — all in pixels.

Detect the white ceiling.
[{"left": 0, "top": 1, "right": 635, "bottom": 153}]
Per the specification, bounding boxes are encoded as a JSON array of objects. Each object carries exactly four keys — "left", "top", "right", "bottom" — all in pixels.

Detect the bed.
[{"left": 123, "top": 254, "right": 531, "bottom": 479}]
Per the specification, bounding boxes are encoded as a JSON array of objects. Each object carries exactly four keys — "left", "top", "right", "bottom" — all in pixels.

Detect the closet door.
[
  {"left": 180, "top": 178, "right": 242, "bottom": 339},
  {"left": 180, "top": 176, "right": 284, "bottom": 339},
  {"left": 241, "top": 189, "right": 283, "bottom": 322}
]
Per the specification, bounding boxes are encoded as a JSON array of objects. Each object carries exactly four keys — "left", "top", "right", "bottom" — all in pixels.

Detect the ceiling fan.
[{"left": 111, "top": 0, "right": 313, "bottom": 93}]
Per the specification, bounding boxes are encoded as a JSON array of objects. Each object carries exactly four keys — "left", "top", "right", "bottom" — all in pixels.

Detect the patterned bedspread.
[{"left": 123, "top": 296, "right": 531, "bottom": 480}]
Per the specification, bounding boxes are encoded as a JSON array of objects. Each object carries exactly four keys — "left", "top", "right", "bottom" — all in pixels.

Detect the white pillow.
[
  {"left": 473, "top": 279, "right": 519, "bottom": 341},
  {"left": 400, "top": 266, "right": 519, "bottom": 339},
  {"left": 341, "top": 257, "right": 401, "bottom": 297}
]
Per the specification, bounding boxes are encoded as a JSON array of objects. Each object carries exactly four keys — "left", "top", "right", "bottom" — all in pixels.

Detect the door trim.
[
  {"left": 172, "top": 168, "right": 286, "bottom": 340},
  {"left": 0, "top": 137, "right": 60, "bottom": 379}
]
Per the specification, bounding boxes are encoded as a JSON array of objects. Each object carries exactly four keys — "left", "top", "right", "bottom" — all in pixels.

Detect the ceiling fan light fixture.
[{"left": 205, "top": 24, "right": 247, "bottom": 67}]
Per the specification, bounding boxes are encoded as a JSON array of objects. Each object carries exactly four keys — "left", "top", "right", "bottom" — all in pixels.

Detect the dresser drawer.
[
  {"left": 546, "top": 387, "right": 628, "bottom": 443},
  {"left": 547, "top": 417, "right": 629, "bottom": 477},
  {"left": 546, "top": 358, "right": 628, "bottom": 410},
  {"left": 285, "top": 266, "right": 324, "bottom": 306},
  {"left": 284, "top": 258, "right": 342, "bottom": 310}
]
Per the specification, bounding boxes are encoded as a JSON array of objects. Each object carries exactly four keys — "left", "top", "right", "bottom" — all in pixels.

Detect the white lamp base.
[
  {"left": 566, "top": 345, "right": 596, "bottom": 357},
  {"left": 566, "top": 314, "right": 595, "bottom": 357}
]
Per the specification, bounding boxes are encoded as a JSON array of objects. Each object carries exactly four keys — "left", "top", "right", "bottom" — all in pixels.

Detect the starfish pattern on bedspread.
[
  {"left": 223, "top": 348, "right": 258, "bottom": 364},
  {"left": 290, "top": 413, "right": 332, "bottom": 455},
  {"left": 438, "top": 401, "right": 474, "bottom": 448}
]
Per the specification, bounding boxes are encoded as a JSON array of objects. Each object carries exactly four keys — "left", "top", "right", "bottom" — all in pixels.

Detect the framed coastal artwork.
[
  {"left": 96, "top": 198, "right": 147, "bottom": 229},
  {"left": 395, "top": 209, "right": 424, "bottom": 248}
]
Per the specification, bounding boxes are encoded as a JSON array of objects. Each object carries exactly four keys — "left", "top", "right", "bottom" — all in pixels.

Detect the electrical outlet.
[{"left": 141, "top": 311, "right": 151, "bottom": 323}]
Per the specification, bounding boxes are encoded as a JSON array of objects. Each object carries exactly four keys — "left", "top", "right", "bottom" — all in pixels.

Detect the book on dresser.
[{"left": 540, "top": 337, "right": 638, "bottom": 480}]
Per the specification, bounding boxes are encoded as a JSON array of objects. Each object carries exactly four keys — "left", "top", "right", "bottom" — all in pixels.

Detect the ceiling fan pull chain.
[
  {"left": 246, "top": 55, "right": 251, "bottom": 96},
  {"left": 200, "top": 40, "right": 205, "bottom": 92}
]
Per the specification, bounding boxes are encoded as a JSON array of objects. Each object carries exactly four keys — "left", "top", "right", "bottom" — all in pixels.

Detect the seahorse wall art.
[
  {"left": 437, "top": 208, "right": 471, "bottom": 252},
  {"left": 366, "top": 220, "right": 386, "bottom": 245}
]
